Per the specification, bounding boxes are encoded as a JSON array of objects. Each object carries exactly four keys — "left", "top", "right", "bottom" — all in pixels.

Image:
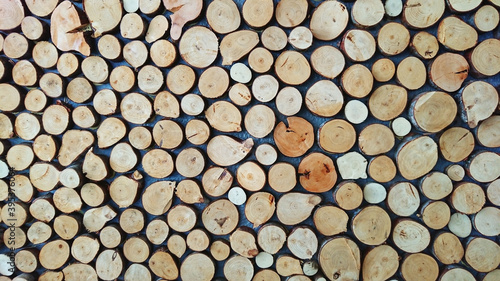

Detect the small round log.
[
  {"left": 4, "top": 33, "right": 30, "bottom": 60},
  {"left": 96, "top": 249, "right": 124, "bottom": 281},
  {"left": 387, "top": 182, "right": 420, "bottom": 217},
  {"left": 15, "top": 249, "right": 38, "bottom": 274},
  {"left": 305, "top": 80, "right": 343, "bottom": 117},
  {"left": 310, "top": 45, "right": 345, "bottom": 79},
  {"left": 150, "top": 39, "right": 176, "bottom": 68},
  {"left": 179, "top": 26, "right": 218, "bottom": 68},
  {"left": 421, "top": 201, "right": 451, "bottom": 230},
  {"left": 12, "top": 60, "right": 41, "bottom": 87},
  {"left": 420, "top": 172, "right": 453, "bottom": 200},
  {"left": 477, "top": 115, "right": 500, "bottom": 148},
  {"left": 257, "top": 223, "right": 287, "bottom": 254},
  {"left": 155, "top": 90, "right": 181, "bottom": 118},
  {"left": 275, "top": 51, "right": 310, "bottom": 86},
  {"left": 474, "top": 5, "right": 499, "bottom": 32},
  {"left": 287, "top": 226, "right": 318, "bottom": 260},
  {"left": 429, "top": 53, "right": 469, "bottom": 92},
  {"left": 176, "top": 179, "right": 204, "bottom": 204},
  {"left": 410, "top": 31, "right": 439, "bottom": 59},
  {"left": 7, "top": 144, "right": 35, "bottom": 171},
  {"left": 71, "top": 234, "right": 100, "bottom": 263},
  {"left": 123, "top": 40, "right": 148, "bottom": 68},
  {"left": 202, "top": 166, "right": 233, "bottom": 197},
  {"left": 276, "top": 193, "right": 321, "bottom": 226},
  {"left": 487, "top": 179, "right": 500, "bottom": 207},
  {"left": 276, "top": 255, "right": 303, "bottom": 277},
  {"left": 27, "top": 221, "right": 51, "bottom": 245},
  {"left": 275, "top": 87, "right": 302, "bottom": 117},
  {"left": 448, "top": 213, "right": 472, "bottom": 238},
  {"left": 39, "top": 240, "right": 70, "bottom": 270},
  {"left": 237, "top": 161, "right": 266, "bottom": 192},
  {"left": 255, "top": 143, "right": 277, "bottom": 166},
  {"left": 206, "top": 0, "right": 240, "bottom": 34},
  {"left": 198, "top": 66, "right": 229, "bottom": 99},
  {"left": 396, "top": 136, "right": 438, "bottom": 180},
  {"left": 42, "top": 104, "right": 70, "bottom": 136},
  {"left": 248, "top": 47, "right": 274, "bottom": 74},
  {"left": 446, "top": 164, "right": 465, "bottom": 182},
  {"left": 245, "top": 192, "right": 275, "bottom": 227},
  {"left": 467, "top": 151, "right": 500, "bottom": 183},
  {"left": 351, "top": 0, "right": 384, "bottom": 28},
  {"left": 313, "top": 205, "right": 348, "bottom": 236},
  {"left": 121, "top": 93, "right": 152, "bottom": 125},
  {"left": 123, "top": 236, "right": 150, "bottom": 263},
  {"left": 224, "top": 255, "right": 254, "bottom": 281},
  {"left": 358, "top": 123, "right": 395, "bottom": 156},
  {"left": 459, "top": 81, "right": 498, "bottom": 128},
  {"left": 98, "top": 34, "right": 122, "bottom": 61},
  {"left": 451, "top": 182, "right": 485, "bottom": 214},
  {"left": 362, "top": 245, "right": 399, "bottom": 281},
  {"left": 437, "top": 16, "right": 477, "bottom": 51},
  {"left": 207, "top": 136, "right": 253, "bottom": 166},
  {"left": 333, "top": 181, "right": 363, "bottom": 211},
  {"left": 352, "top": 206, "right": 391, "bottom": 246},
  {"left": 369, "top": 84, "right": 407, "bottom": 121},
  {"left": 432, "top": 232, "right": 464, "bottom": 265},
  {"left": 368, "top": 155, "right": 396, "bottom": 183},
  {"left": 15, "top": 113, "right": 41, "bottom": 141},
  {"left": 473, "top": 206, "right": 500, "bottom": 236},
  {"left": 341, "top": 29, "right": 376, "bottom": 62},
  {"left": 400, "top": 253, "right": 439, "bottom": 281},
  {"left": 409, "top": 91, "right": 457, "bottom": 133},
  {"left": 242, "top": 0, "right": 273, "bottom": 28},
  {"left": 298, "top": 152, "right": 337, "bottom": 193},
  {"left": 220, "top": 30, "right": 259, "bottom": 65},
  {"left": 468, "top": 39, "right": 500, "bottom": 77},
  {"left": 363, "top": 182, "right": 387, "bottom": 204},
  {"left": 341, "top": 64, "right": 373, "bottom": 98},
  {"left": 318, "top": 237, "right": 360, "bottom": 281},
  {"left": 402, "top": 0, "right": 445, "bottom": 29},
  {"left": 261, "top": 26, "right": 287, "bottom": 51},
  {"left": 245, "top": 104, "right": 275, "bottom": 138},
  {"left": 67, "top": 77, "right": 94, "bottom": 103},
  {"left": 32, "top": 41, "right": 58, "bottom": 69},
  {"left": 120, "top": 12, "right": 145, "bottom": 39},
  {"left": 393, "top": 219, "right": 431, "bottom": 253},
  {"left": 439, "top": 127, "right": 474, "bottom": 162},
  {"left": 145, "top": 218, "right": 169, "bottom": 245},
  {"left": 211, "top": 239, "right": 231, "bottom": 261},
  {"left": 176, "top": 147, "right": 205, "bottom": 178},
  {"left": 142, "top": 180, "right": 175, "bottom": 216},
  {"left": 124, "top": 264, "right": 151, "bottom": 281},
  {"left": 149, "top": 249, "right": 179, "bottom": 280},
  {"left": 206, "top": 101, "right": 242, "bottom": 132},
  {"left": 99, "top": 225, "right": 123, "bottom": 248},
  {"left": 84, "top": 205, "right": 117, "bottom": 233},
  {"left": 94, "top": 89, "right": 119, "bottom": 116},
  {"left": 181, "top": 253, "right": 215, "bottom": 281},
  {"left": 465, "top": 237, "right": 500, "bottom": 272},
  {"left": 310, "top": 1, "right": 348, "bottom": 41},
  {"left": 230, "top": 227, "right": 259, "bottom": 258},
  {"left": 396, "top": 56, "right": 426, "bottom": 90},
  {"left": 276, "top": 0, "right": 308, "bottom": 27},
  {"left": 288, "top": 26, "right": 313, "bottom": 50}
]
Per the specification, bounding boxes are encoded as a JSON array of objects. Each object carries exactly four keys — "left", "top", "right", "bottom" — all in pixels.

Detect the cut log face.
[
  {"left": 319, "top": 237, "right": 361, "bottom": 281},
  {"left": 396, "top": 136, "right": 438, "bottom": 180},
  {"left": 298, "top": 152, "right": 337, "bottom": 193},
  {"left": 310, "top": 1, "right": 348, "bottom": 40},
  {"left": 438, "top": 16, "right": 478, "bottom": 51},
  {"left": 403, "top": 0, "right": 445, "bottom": 29},
  {"left": 433, "top": 233, "right": 464, "bottom": 264},
  {"left": 362, "top": 245, "right": 399, "bottom": 281},
  {"left": 51, "top": 1, "right": 91, "bottom": 56},
  {"left": 401, "top": 253, "right": 439, "bottom": 281},
  {"left": 459, "top": 81, "right": 499, "bottom": 128}
]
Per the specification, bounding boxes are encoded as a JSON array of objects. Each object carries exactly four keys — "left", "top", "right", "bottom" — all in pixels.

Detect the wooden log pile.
[{"left": 0, "top": 0, "right": 499, "bottom": 280}]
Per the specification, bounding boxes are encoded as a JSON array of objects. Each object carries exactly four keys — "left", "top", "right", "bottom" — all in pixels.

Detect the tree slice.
[
  {"left": 12, "top": 60, "right": 40, "bottom": 87},
  {"left": 224, "top": 255, "right": 254, "bottom": 281},
  {"left": 276, "top": 0, "right": 308, "bottom": 27},
  {"left": 163, "top": 0, "right": 202, "bottom": 40},
  {"left": 123, "top": 40, "right": 148, "bottom": 68},
  {"left": 237, "top": 161, "right": 266, "bottom": 192},
  {"left": 469, "top": 39, "right": 500, "bottom": 77},
  {"left": 241, "top": 0, "right": 273, "bottom": 28},
  {"left": 15, "top": 249, "right": 38, "bottom": 274},
  {"left": 25, "top": 0, "right": 58, "bottom": 17},
  {"left": 432, "top": 232, "right": 464, "bottom": 265},
  {"left": 287, "top": 226, "right": 318, "bottom": 260},
  {"left": 121, "top": 93, "right": 152, "bottom": 124},
  {"left": 0, "top": 85, "right": 22, "bottom": 112},
  {"left": 73, "top": 106, "right": 99, "bottom": 129},
  {"left": 202, "top": 199, "right": 239, "bottom": 235},
  {"left": 206, "top": 101, "right": 242, "bottom": 132},
  {"left": 261, "top": 26, "right": 288, "bottom": 51},
  {"left": 97, "top": 34, "right": 122, "bottom": 61},
  {"left": 40, "top": 240, "right": 70, "bottom": 270},
  {"left": 276, "top": 193, "right": 321, "bottom": 225},
  {"left": 211, "top": 239, "right": 231, "bottom": 261},
  {"left": 230, "top": 227, "right": 259, "bottom": 258},
  {"left": 275, "top": 51, "right": 310, "bottom": 85},
  {"left": 54, "top": 214, "right": 82, "bottom": 240},
  {"left": 378, "top": 22, "right": 410, "bottom": 56},
  {"left": 67, "top": 77, "right": 94, "bottom": 103},
  {"left": 341, "top": 64, "right": 373, "bottom": 98},
  {"left": 83, "top": 205, "right": 117, "bottom": 232},
  {"left": 439, "top": 127, "right": 474, "bottom": 162},
  {"left": 401, "top": 253, "right": 439, "bottom": 281},
  {"left": 363, "top": 182, "right": 387, "bottom": 204},
  {"left": 71, "top": 235, "right": 100, "bottom": 263},
  {"left": 257, "top": 223, "right": 286, "bottom": 254},
  {"left": 228, "top": 186, "right": 247, "bottom": 206},
  {"left": 39, "top": 271, "right": 64, "bottom": 281},
  {"left": 396, "top": 136, "right": 438, "bottom": 180},
  {"left": 341, "top": 29, "right": 376, "bottom": 62},
  {"left": 57, "top": 130, "right": 94, "bottom": 167},
  {"left": 166, "top": 64, "right": 196, "bottom": 95},
  {"left": 439, "top": 267, "right": 475, "bottom": 281},
  {"left": 110, "top": 65, "right": 135, "bottom": 91},
  {"left": 473, "top": 206, "right": 500, "bottom": 236},
  {"left": 386, "top": 182, "right": 420, "bottom": 217},
  {"left": 368, "top": 155, "right": 396, "bottom": 183},
  {"left": 123, "top": 236, "right": 150, "bottom": 263},
  {"left": 186, "top": 228, "right": 210, "bottom": 252},
  {"left": 137, "top": 65, "right": 163, "bottom": 94},
  {"left": 146, "top": 218, "right": 169, "bottom": 245},
  {"left": 96, "top": 249, "right": 123, "bottom": 281},
  {"left": 333, "top": 181, "right": 363, "bottom": 211},
  {"left": 245, "top": 192, "right": 275, "bottom": 227},
  {"left": 319, "top": 237, "right": 360, "bottom": 281},
  {"left": 298, "top": 152, "right": 337, "bottom": 193},
  {"left": 146, "top": 15, "right": 169, "bottom": 43},
  {"left": 275, "top": 87, "right": 302, "bottom": 116},
  {"left": 410, "top": 91, "right": 457, "bottom": 133},
  {"left": 310, "top": 45, "right": 345, "bottom": 80},
  {"left": 429, "top": 53, "right": 469, "bottom": 92},
  {"left": 305, "top": 80, "right": 343, "bottom": 117},
  {"left": 288, "top": 26, "right": 313, "bottom": 50},
  {"left": 155, "top": 91, "right": 181, "bottom": 118},
  {"left": 313, "top": 206, "right": 348, "bottom": 236},
  {"left": 110, "top": 173, "right": 142, "bottom": 208},
  {"left": 465, "top": 237, "right": 500, "bottom": 272},
  {"left": 276, "top": 255, "right": 303, "bottom": 277},
  {"left": 248, "top": 47, "right": 274, "bottom": 74},
  {"left": 27, "top": 221, "right": 52, "bottom": 245},
  {"left": 82, "top": 148, "right": 110, "bottom": 182},
  {"left": 94, "top": 89, "right": 119, "bottom": 116},
  {"left": 448, "top": 213, "right": 472, "bottom": 238},
  {"left": 150, "top": 39, "right": 177, "bottom": 68},
  {"left": 396, "top": 56, "right": 426, "bottom": 90},
  {"left": 385, "top": 0, "right": 403, "bottom": 17},
  {"left": 351, "top": 0, "right": 385, "bottom": 28},
  {"left": 410, "top": 31, "right": 439, "bottom": 60},
  {"left": 0, "top": 113, "right": 14, "bottom": 139},
  {"left": 83, "top": 0, "right": 122, "bottom": 37},
  {"left": 487, "top": 179, "right": 500, "bottom": 206},
  {"left": 50, "top": 1, "right": 90, "bottom": 56},
  {"left": 53, "top": 187, "right": 82, "bottom": 213},
  {"left": 120, "top": 207, "right": 145, "bottom": 234},
  {"left": 220, "top": 30, "right": 259, "bottom": 65},
  {"left": 198, "top": 66, "right": 229, "bottom": 99},
  {"left": 446, "top": 164, "right": 465, "bottom": 182},
  {"left": 207, "top": 135, "right": 253, "bottom": 166},
  {"left": 179, "top": 26, "right": 218, "bottom": 68},
  {"left": 255, "top": 252, "right": 273, "bottom": 269},
  {"left": 202, "top": 166, "right": 233, "bottom": 197},
  {"left": 468, "top": 151, "right": 500, "bottom": 183},
  {"left": 109, "top": 143, "right": 137, "bottom": 173},
  {"left": 310, "top": 0, "right": 348, "bottom": 41},
  {"left": 459, "top": 81, "right": 498, "bottom": 128},
  {"left": 32, "top": 41, "right": 58, "bottom": 69},
  {"left": 447, "top": 0, "right": 481, "bottom": 12},
  {"left": 24, "top": 89, "right": 46, "bottom": 113},
  {"left": 124, "top": 264, "right": 151, "bottom": 281},
  {"left": 474, "top": 5, "right": 500, "bottom": 32},
  {"left": 252, "top": 74, "right": 278, "bottom": 102},
  {"left": 245, "top": 104, "right": 275, "bottom": 138},
  {"left": 421, "top": 200, "right": 451, "bottom": 229},
  {"left": 352, "top": 206, "right": 391, "bottom": 246},
  {"left": 484, "top": 270, "right": 500, "bottom": 281},
  {"left": 230, "top": 63, "right": 252, "bottom": 84},
  {"left": 358, "top": 123, "right": 394, "bottom": 156},
  {"left": 167, "top": 235, "right": 186, "bottom": 258},
  {"left": 369, "top": 84, "right": 407, "bottom": 121},
  {"left": 142, "top": 149, "right": 174, "bottom": 178},
  {"left": 371, "top": 58, "right": 395, "bottom": 83},
  {"left": 4, "top": 32, "right": 30, "bottom": 60},
  {"left": 175, "top": 147, "right": 205, "bottom": 178},
  {"left": 402, "top": 0, "right": 445, "bottom": 29},
  {"left": 99, "top": 225, "right": 123, "bottom": 249},
  {"left": 180, "top": 253, "right": 215, "bottom": 281},
  {"left": 451, "top": 182, "right": 485, "bottom": 214},
  {"left": 393, "top": 219, "right": 431, "bottom": 253},
  {"left": 362, "top": 245, "right": 399, "bottom": 281},
  {"left": 206, "top": 0, "right": 240, "bottom": 34},
  {"left": 15, "top": 113, "right": 41, "bottom": 141},
  {"left": 29, "top": 163, "right": 60, "bottom": 192},
  {"left": 268, "top": 162, "right": 296, "bottom": 193},
  {"left": 336, "top": 152, "right": 368, "bottom": 180},
  {"left": 477, "top": 115, "right": 500, "bottom": 148},
  {"left": 420, "top": 172, "right": 453, "bottom": 200},
  {"left": 6, "top": 144, "right": 34, "bottom": 171},
  {"left": 438, "top": 16, "right": 477, "bottom": 51}
]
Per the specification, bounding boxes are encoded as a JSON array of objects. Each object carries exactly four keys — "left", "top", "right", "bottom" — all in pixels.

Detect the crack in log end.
[
  {"left": 406, "top": 3, "right": 422, "bottom": 8},
  {"left": 286, "top": 129, "right": 295, "bottom": 133},
  {"left": 280, "top": 56, "right": 289, "bottom": 67},
  {"left": 300, "top": 170, "right": 311, "bottom": 179},
  {"left": 218, "top": 169, "right": 228, "bottom": 180},
  {"left": 322, "top": 163, "right": 332, "bottom": 173},
  {"left": 454, "top": 69, "right": 468, "bottom": 75},
  {"left": 169, "top": 4, "right": 185, "bottom": 13},
  {"left": 214, "top": 216, "right": 228, "bottom": 227}
]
